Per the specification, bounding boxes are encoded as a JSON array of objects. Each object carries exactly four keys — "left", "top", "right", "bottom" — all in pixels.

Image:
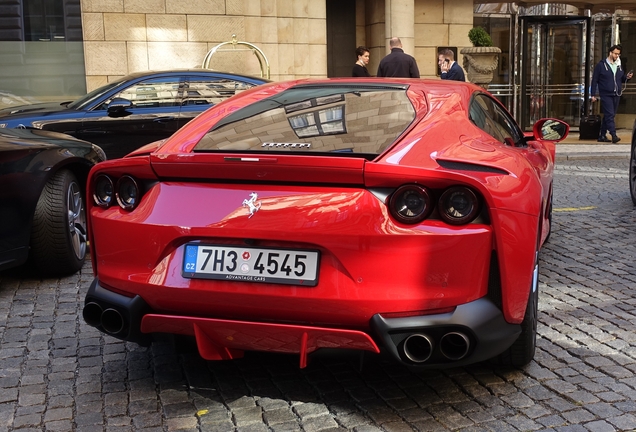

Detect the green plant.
[{"left": 468, "top": 27, "right": 493, "bottom": 47}]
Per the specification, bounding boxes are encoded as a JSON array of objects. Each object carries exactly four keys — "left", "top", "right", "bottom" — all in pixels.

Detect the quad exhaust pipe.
[
  {"left": 401, "top": 331, "right": 471, "bottom": 363},
  {"left": 403, "top": 334, "right": 434, "bottom": 363},
  {"left": 82, "top": 302, "right": 103, "bottom": 327},
  {"left": 83, "top": 302, "right": 126, "bottom": 335},
  {"left": 440, "top": 332, "right": 470, "bottom": 361}
]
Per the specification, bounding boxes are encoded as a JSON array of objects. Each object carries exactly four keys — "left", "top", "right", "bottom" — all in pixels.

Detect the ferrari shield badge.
[{"left": 242, "top": 192, "right": 261, "bottom": 218}]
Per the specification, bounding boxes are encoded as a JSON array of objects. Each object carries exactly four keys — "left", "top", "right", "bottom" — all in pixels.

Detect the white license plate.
[{"left": 182, "top": 244, "right": 320, "bottom": 286}]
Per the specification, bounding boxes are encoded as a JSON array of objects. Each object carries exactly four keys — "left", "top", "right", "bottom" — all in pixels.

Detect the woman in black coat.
[{"left": 352, "top": 46, "right": 371, "bottom": 77}]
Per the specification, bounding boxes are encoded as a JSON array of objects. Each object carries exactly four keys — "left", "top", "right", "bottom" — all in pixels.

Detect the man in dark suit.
[
  {"left": 377, "top": 37, "right": 420, "bottom": 78},
  {"left": 438, "top": 49, "right": 466, "bottom": 82}
]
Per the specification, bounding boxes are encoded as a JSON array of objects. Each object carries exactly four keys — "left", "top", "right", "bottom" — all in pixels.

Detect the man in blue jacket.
[
  {"left": 591, "top": 44, "right": 633, "bottom": 142},
  {"left": 438, "top": 49, "right": 466, "bottom": 81}
]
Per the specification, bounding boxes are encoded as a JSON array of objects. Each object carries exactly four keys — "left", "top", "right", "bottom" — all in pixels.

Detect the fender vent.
[
  {"left": 487, "top": 251, "right": 502, "bottom": 309},
  {"left": 437, "top": 159, "right": 509, "bottom": 175}
]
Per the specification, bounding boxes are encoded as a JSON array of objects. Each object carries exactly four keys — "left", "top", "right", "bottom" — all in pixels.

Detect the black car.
[
  {"left": 0, "top": 128, "right": 105, "bottom": 276},
  {"left": 0, "top": 70, "right": 268, "bottom": 159},
  {"left": 630, "top": 119, "right": 636, "bottom": 205}
]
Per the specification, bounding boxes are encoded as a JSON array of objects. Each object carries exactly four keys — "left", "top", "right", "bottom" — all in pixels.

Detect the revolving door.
[{"left": 519, "top": 18, "right": 589, "bottom": 130}]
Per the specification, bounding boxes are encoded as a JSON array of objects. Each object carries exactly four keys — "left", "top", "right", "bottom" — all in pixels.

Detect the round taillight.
[
  {"left": 93, "top": 175, "right": 114, "bottom": 208},
  {"left": 438, "top": 187, "right": 479, "bottom": 225},
  {"left": 389, "top": 185, "right": 433, "bottom": 224},
  {"left": 116, "top": 175, "right": 140, "bottom": 211}
]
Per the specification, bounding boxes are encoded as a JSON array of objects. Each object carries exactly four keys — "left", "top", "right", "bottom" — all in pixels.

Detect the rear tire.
[
  {"left": 30, "top": 169, "right": 87, "bottom": 276},
  {"left": 630, "top": 144, "right": 636, "bottom": 205},
  {"left": 496, "top": 251, "right": 538, "bottom": 367},
  {"left": 544, "top": 188, "right": 553, "bottom": 243}
]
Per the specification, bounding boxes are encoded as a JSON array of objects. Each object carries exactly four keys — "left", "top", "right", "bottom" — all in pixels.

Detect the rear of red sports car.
[{"left": 83, "top": 79, "right": 564, "bottom": 368}]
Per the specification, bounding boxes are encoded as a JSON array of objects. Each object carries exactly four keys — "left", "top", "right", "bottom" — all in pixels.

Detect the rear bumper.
[
  {"left": 141, "top": 313, "right": 380, "bottom": 368},
  {"left": 83, "top": 279, "right": 152, "bottom": 346},
  {"left": 84, "top": 278, "right": 520, "bottom": 368},
  {"left": 89, "top": 183, "right": 494, "bottom": 324},
  {"left": 371, "top": 298, "right": 520, "bottom": 368}
]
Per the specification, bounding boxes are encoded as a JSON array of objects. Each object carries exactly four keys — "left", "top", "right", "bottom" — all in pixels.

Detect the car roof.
[
  {"left": 286, "top": 76, "right": 479, "bottom": 90},
  {"left": 237, "top": 77, "right": 482, "bottom": 101},
  {"left": 154, "top": 77, "right": 483, "bottom": 158},
  {"left": 226, "top": 77, "right": 481, "bottom": 107},
  {"left": 121, "top": 69, "right": 270, "bottom": 83},
  {"left": 0, "top": 127, "right": 94, "bottom": 150}
]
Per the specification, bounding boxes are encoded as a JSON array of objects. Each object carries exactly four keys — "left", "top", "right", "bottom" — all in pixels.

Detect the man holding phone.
[
  {"left": 591, "top": 44, "right": 633, "bottom": 142},
  {"left": 438, "top": 49, "right": 465, "bottom": 82}
]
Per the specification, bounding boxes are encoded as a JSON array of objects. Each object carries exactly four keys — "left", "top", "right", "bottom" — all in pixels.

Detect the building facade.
[
  {"left": 1, "top": 0, "right": 636, "bottom": 130},
  {"left": 0, "top": 0, "right": 474, "bottom": 97}
]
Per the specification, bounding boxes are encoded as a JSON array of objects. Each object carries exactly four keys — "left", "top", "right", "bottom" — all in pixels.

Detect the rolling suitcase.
[{"left": 579, "top": 105, "right": 601, "bottom": 140}]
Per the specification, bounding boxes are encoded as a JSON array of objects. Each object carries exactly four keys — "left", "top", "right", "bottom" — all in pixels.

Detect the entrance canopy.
[
  {"left": 474, "top": 2, "right": 636, "bottom": 131},
  {"left": 475, "top": 1, "right": 636, "bottom": 13}
]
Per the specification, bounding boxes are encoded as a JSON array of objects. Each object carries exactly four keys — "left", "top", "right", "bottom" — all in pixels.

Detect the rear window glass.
[{"left": 193, "top": 85, "right": 416, "bottom": 155}]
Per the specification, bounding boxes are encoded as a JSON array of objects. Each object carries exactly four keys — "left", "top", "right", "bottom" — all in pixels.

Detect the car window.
[
  {"left": 182, "top": 76, "right": 256, "bottom": 106},
  {"left": 469, "top": 93, "right": 523, "bottom": 145},
  {"left": 193, "top": 85, "right": 416, "bottom": 155},
  {"left": 94, "top": 77, "right": 181, "bottom": 110},
  {"left": 68, "top": 77, "right": 128, "bottom": 110}
]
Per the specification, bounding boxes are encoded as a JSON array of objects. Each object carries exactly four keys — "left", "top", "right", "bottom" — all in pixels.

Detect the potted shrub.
[
  {"left": 468, "top": 27, "right": 493, "bottom": 47},
  {"left": 460, "top": 27, "right": 502, "bottom": 87}
]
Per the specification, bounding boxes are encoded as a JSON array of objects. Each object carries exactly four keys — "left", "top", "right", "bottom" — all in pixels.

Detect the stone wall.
[
  {"left": 80, "top": 0, "right": 328, "bottom": 91},
  {"left": 414, "top": 0, "right": 473, "bottom": 79},
  {"left": 79, "top": 0, "right": 475, "bottom": 91}
]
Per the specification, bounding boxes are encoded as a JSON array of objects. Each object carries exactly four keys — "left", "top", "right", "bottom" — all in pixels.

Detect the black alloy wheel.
[{"left": 30, "top": 169, "right": 87, "bottom": 275}]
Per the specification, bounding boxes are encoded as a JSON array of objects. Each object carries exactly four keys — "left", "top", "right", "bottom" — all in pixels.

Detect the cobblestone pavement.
[{"left": 2, "top": 157, "right": 636, "bottom": 432}]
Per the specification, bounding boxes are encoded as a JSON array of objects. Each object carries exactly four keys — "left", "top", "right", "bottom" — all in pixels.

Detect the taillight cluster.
[
  {"left": 389, "top": 184, "right": 481, "bottom": 225},
  {"left": 93, "top": 174, "right": 142, "bottom": 211}
]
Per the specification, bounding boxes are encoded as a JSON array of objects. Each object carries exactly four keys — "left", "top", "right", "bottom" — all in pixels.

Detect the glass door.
[{"left": 520, "top": 18, "right": 588, "bottom": 130}]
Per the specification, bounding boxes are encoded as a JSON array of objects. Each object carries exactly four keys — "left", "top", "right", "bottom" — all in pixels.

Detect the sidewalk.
[{"left": 555, "top": 128, "right": 631, "bottom": 160}]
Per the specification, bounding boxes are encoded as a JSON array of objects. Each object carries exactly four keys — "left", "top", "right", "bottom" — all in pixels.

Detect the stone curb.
[{"left": 555, "top": 153, "right": 629, "bottom": 161}]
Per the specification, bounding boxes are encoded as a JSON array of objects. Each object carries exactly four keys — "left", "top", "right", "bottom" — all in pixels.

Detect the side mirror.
[
  {"left": 533, "top": 118, "right": 569, "bottom": 142},
  {"left": 107, "top": 98, "right": 133, "bottom": 116}
]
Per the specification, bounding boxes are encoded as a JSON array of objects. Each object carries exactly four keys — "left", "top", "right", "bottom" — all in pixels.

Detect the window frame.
[
  {"left": 180, "top": 76, "right": 258, "bottom": 107},
  {"left": 94, "top": 76, "right": 183, "bottom": 111},
  {"left": 469, "top": 93, "right": 524, "bottom": 145}
]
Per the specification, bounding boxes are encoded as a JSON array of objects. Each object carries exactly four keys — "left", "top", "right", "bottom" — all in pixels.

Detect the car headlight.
[
  {"left": 438, "top": 186, "right": 479, "bottom": 225},
  {"left": 92, "top": 144, "right": 107, "bottom": 161},
  {"left": 389, "top": 185, "right": 433, "bottom": 224},
  {"left": 116, "top": 175, "right": 141, "bottom": 211},
  {"left": 93, "top": 175, "right": 114, "bottom": 208},
  {"left": 0, "top": 123, "right": 6, "bottom": 128}
]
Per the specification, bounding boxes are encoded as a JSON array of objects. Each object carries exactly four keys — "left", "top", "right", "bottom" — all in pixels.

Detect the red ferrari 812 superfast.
[{"left": 82, "top": 78, "right": 568, "bottom": 369}]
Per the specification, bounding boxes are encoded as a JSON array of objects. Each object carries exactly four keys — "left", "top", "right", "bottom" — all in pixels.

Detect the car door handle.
[
  {"left": 77, "top": 130, "right": 107, "bottom": 134},
  {"left": 153, "top": 116, "right": 175, "bottom": 123}
]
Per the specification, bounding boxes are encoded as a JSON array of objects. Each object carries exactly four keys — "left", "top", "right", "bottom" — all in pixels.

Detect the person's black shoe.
[
  {"left": 612, "top": 135, "right": 621, "bottom": 143},
  {"left": 598, "top": 136, "right": 609, "bottom": 142}
]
